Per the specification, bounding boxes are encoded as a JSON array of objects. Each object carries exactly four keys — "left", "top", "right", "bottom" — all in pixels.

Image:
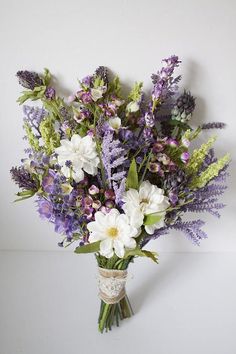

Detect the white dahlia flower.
[
  {"left": 122, "top": 180, "right": 170, "bottom": 234},
  {"left": 55, "top": 134, "right": 99, "bottom": 182},
  {"left": 87, "top": 209, "right": 139, "bottom": 258}
]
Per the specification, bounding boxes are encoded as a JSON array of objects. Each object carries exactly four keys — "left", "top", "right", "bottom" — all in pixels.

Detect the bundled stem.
[{"left": 96, "top": 255, "right": 134, "bottom": 333}]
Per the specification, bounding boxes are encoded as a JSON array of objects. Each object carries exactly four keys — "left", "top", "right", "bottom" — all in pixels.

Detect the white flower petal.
[
  {"left": 113, "top": 239, "right": 125, "bottom": 258},
  {"left": 100, "top": 239, "right": 114, "bottom": 258}
]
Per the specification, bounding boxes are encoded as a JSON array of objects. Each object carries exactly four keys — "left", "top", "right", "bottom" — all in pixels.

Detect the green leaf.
[
  {"left": 124, "top": 247, "right": 158, "bottom": 263},
  {"left": 43, "top": 68, "right": 51, "bottom": 86},
  {"left": 74, "top": 241, "right": 101, "bottom": 254},
  {"left": 142, "top": 250, "right": 158, "bottom": 263},
  {"left": 143, "top": 213, "right": 162, "bottom": 225},
  {"left": 14, "top": 190, "right": 35, "bottom": 202},
  {"left": 126, "top": 159, "right": 139, "bottom": 190}
]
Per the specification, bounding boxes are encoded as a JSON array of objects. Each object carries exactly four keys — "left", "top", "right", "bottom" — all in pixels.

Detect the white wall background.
[{"left": 0, "top": 1, "right": 236, "bottom": 353}]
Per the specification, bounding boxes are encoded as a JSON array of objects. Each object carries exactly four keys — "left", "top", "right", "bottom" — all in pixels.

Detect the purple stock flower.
[{"left": 151, "top": 55, "right": 181, "bottom": 103}]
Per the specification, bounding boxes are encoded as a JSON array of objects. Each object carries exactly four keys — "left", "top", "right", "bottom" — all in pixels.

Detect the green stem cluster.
[{"left": 96, "top": 255, "right": 134, "bottom": 333}]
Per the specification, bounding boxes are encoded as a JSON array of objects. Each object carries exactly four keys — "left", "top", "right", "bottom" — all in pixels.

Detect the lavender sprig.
[
  {"left": 16, "top": 70, "right": 43, "bottom": 90},
  {"left": 101, "top": 131, "right": 127, "bottom": 187},
  {"left": 201, "top": 122, "right": 226, "bottom": 130},
  {"left": 10, "top": 166, "right": 38, "bottom": 191}
]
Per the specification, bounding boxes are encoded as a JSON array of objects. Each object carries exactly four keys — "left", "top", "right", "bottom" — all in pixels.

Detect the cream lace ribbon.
[{"left": 98, "top": 267, "right": 128, "bottom": 304}]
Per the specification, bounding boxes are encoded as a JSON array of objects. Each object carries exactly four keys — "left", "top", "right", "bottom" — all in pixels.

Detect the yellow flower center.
[
  {"left": 140, "top": 198, "right": 149, "bottom": 212},
  {"left": 107, "top": 227, "right": 119, "bottom": 238}
]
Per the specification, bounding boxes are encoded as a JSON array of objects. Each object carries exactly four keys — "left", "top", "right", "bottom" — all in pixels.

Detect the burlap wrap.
[{"left": 98, "top": 267, "right": 128, "bottom": 304}]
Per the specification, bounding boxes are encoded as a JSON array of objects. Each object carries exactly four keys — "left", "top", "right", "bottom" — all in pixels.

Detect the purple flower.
[
  {"left": 82, "top": 75, "right": 93, "bottom": 87},
  {"left": 105, "top": 189, "right": 115, "bottom": 200},
  {"left": 168, "top": 191, "right": 178, "bottom": 205},
  {"left": 89, "top": 185, "right": 100, "bottom": 195},
  {"left": 16, "top": 70, "right": 43, "bottom": 90},
  {"left": 149, "top": 162, "right": 161, "bottom": 173},
  {"left": 45, "top": 87, "right": 56, "bottom": 100},
  {"left": 42, "top": 169, "right": 56, "bottom": 193},
  {"left": 10, "top": 166, "right": 38, "bottom": 190},
  {"left": 105, "top": 200, "right": 115, "bottom": 209},
  {"left": 181, "top": 152, "right": 190, "bottom": 164},
  {"left": 37, "top": 199, "right": 53, "bottom": 220},
  {"left": 76, "top": 90, "right": 92, "bottom": 104},
  {"left": 167, "top": 138, "right": 178, "bottom": 147},
  {"left": 94, "top": 66, "right": 109, "bottom": 85},
  {"left": 151, "top": 55, "right": 181, "bottom": 104},
  {"left": 102, "top": 131, "right": 127, "bottom": 188},
  {"left": 201, "top": 122, "right": 226, "bottom": 130}
]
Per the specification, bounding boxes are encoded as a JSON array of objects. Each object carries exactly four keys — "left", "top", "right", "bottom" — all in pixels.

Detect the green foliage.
[
  {"left": 39, "top": 115, "right": 60, "bottom": 154},
  {"left": 42, "top": 97, "right": 64, "bottom": 117},
  {"left": 126, "top": 159, "right": 139, "bottom": 190},
  {"left": 17, "top": 68, "right": 51, "bottom": 105},
  {"left": 124, "top": 247, "right": 158, "bottom": 263},
  {"left": 190, "top": 153, "right": 230, "bottom": 189},
  {"left": 14, "top": 190, "right": 36, "bottom": 202},
  {"left": 17, "top": 86, "right": 46, "bottom": 105},
  {"left": 107, "top": 76, "right": 121, "bottom": 97},
  {"left": 74, "top": 241, "right": 101, "bottom": 254},
  {"left": 42, "top": 68, "right": 51, "bottom": 86},
  {"left": 24, "top": 122, "right": 40, "bottom": 151},
  {"left": 182, "top": 127, "right": 202, "bottom": 142},
  {"left": 128, "top": 82, "right": 143, "bottom": 101},
  {"left": 93, "top": 76, "right": 105, "bottom": 89},
  {"left": 186, "top": 136, "right": 216, "bottom": 175},
  {"left": 143, "top": 213, "right": 162, "bottom": 226}
]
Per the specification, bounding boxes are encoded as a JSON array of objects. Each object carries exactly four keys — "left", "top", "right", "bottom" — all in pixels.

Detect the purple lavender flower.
[
  {"left": 10, "top": 166, "right": 38, "bottom": 190},
  {"left": 102, "top": 131, "right": 127, "bottom": 187},
  {"left": 16, "top": 70, "right": 43, "bottom": 90},
  {"left": 201, "top": 122, "right": 226, "bottom": 130},
  {"left": 23, "top": 105, "right": 46, "bottom": 131},
  {"left": 45, "top": 86, "right": 56, "bottom": 100},
  {"left": 82, "top": 75, "right": 93, "bottom": 87},
  {"left": 113, "top": 178, "right": 126, "bottom": 205},
  {"left": 94, "top": 66, "right": 109, "bottom": 85},
  {"left": 144, "top": 111, "right": 155, "bottom": 128}
]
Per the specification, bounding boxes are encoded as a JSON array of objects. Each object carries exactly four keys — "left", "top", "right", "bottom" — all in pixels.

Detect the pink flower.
[{"left": 89, "top": 185, "right": 100, "bottom": 195}]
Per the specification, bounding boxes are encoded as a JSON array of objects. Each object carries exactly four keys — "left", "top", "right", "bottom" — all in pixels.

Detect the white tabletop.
[{"left": 1, "top": 251, "right": 235, "bottom": 354}]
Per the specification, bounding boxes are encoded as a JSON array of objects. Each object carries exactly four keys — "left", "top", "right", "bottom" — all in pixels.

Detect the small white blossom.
[
  {"left": 91, "top": 86, "right": 106, "bottom": 101},
  {"left": 126, "top": 101, "right": 140, "bottom": 113},
  {"left": 108, "top": 116, "right": 121, "bottom": 131},
  {"left": 55, "top": 134, "right": 99, "bottom": 183},
  {"left": 87, "top": 209, "right": 139, "bottom": 258},
  {"left": 122, "top": 180, "right": 170, "bottom": 234}
]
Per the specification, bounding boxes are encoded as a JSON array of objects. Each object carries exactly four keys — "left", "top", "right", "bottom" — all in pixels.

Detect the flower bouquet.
[{"left": 11, "top": 56, "right": 230, "bottom": 333}]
